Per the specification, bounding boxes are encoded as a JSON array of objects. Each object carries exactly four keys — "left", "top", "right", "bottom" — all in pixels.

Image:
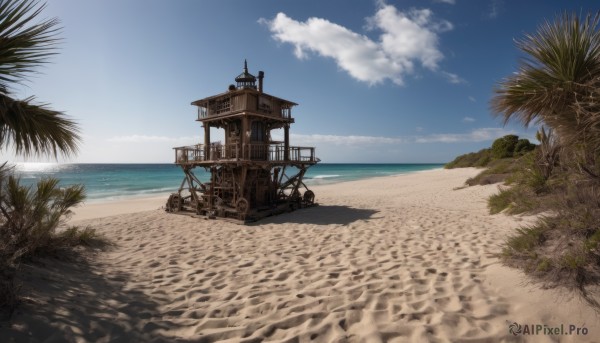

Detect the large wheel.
[
  {"left": 303, "top": 190, "right": 315, "bottom": 205},
  {"left": 166, "top": 193, "right": 182, "bottom": 212},
  {"left": 236, "top": 198, "right": 249, "bottom": 214}
]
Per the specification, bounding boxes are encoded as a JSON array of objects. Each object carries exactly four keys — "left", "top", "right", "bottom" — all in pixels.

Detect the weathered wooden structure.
[{"left": 166, "top": 61, "right": 319, "bottom": 223}]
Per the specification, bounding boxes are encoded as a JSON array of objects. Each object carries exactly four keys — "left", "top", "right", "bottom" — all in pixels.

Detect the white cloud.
[
  {"left": 468, "top": 96, "right": 476, "bottom": 102},
  {"left": 416, "top": 126, "right": 424, "bottom": 132},
  {"left": 108, "top": 128, "right": 513, "bottom": 153},
  {"left": 488, "top": 0, "right": 503, "bottom": 19},
  {"left": 291, "top": 133, "right": 408, "bottom": 145},
  {"left": 462, "top": 116, "right": 475, "bottom": 122},
  {"left": 434, "top": 0, "right": 455, "bottom": 4},
  {"left": 442, "top": 71, "right": 465, "bottom": 84},
  {"left": 260, "top": 3, "right": 456, "bottom": 85},
  {"left": 414, "top": 128, "right": 514, "bottom": 143},
  {"left": 288, "top": 127, "right": 513, "bottom": 145}
]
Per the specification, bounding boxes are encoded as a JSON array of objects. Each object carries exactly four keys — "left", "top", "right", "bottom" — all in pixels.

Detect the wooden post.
[
  {"left": 242, "top": 117, "right": 248, "bottom": 159},
  {"left": 209, "top": 166, "right": 215, "bottom": 211},
  {"left": 204, "top": 124, "right": 210, "bottom": 161},
  {"left": 284, "top": 124, "right": 290, "bottom": 161}
]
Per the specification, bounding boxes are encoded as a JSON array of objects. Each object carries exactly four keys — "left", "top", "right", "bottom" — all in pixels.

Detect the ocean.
[{"left": 9, "top": 163, "right": 444, "bottom": 202}]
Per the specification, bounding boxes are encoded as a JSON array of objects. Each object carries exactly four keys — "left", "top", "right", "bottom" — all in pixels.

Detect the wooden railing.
[
  {"left": 174, "top": 143, "right": 316, "bottom": 164},
  {"left": 195, "top": 94, "right": 294, "bottom": 120},
  {"left": 281, "top": 107, "right": 292, "bottom": 119},
  {"left": 175, "top": 144, "right": 204, "bottom": 163},
  {"left": 197, "top": 107, "right": 208, "bottom": 119},
  {"left": 246, "top": 144, "right": 269, "bottom": 160},
  {"left": 288, "top": 146, "right": 316, "bottom": 162},
  {"left": 198, "top": 106, "right": 291, "bottom": 120}
]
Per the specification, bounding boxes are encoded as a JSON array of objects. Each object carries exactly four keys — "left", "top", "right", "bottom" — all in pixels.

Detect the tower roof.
[{"left": 235, "top": 59, "right": 256, "bottom": 84}]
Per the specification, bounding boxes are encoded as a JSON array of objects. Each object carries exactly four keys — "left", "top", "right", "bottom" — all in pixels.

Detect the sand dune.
[{"left": 1, "top": 168, "right": 598, "bottom": 342}]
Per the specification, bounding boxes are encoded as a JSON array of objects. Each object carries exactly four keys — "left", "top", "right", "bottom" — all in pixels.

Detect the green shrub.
[
  {"left": 0, "top": 172, "right": 105, "bottom": 318},
  {"left": 503, "top": 226, "right": 547, "bottom": 255},
  {"left": 488, "top": 187, "right": 514, "bottom": 214},
  {"left": 491, "top": 135, "right": 519, "bottom": 159},
  {"left": 561, "top": 253, "right": 587, "bottom": 269},
  {"left": 490, "top": 12, "right": 600, "bottom": 311},
  {"left": 515, "top": 138, "right": 536, "bottom": 155},
  {"left": 466, "top": 173, "right": 507, "bottom": 186},
  {"left": 473, "top": 154, "right": 492, "bottom": 167},
  {"left": 536, "top": 258, "right": 552, "bottom": 272},
  {"left": 488, "top": 185, "right": 538, "bottom": 214},
  {"left": 584, "top": 230, "right": 600, "bottom": 251},
  {"left": 499, "top": 185, "right": 600, "bottom": 308},
  {"left": 508, "top": 151, "right": 551, "bottom": 194},
  {"left": 533, "top": 128, "right": 560, "bottom": 181},
  {"left": 447, "top": 135, "right": 537, "bottom": 170},
  {"left": 0, "top": 176, "right": 87, "bottom": 259},
  {"left": 466, "top": 155, "right": 530, "bottom": 186},
  {"left": 445, "top": 148, "right": 493, "bottom": 168}
]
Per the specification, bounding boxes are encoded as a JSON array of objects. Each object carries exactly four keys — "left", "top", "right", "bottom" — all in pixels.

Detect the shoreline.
[
  {"left": 69, "top": 167, "right": 445, "bottom": 222},
  {"left": 13, "top": 163, "right": 444, "bottom": 207},
  {"left": 6, "top": 167, "right": 598, "bottom": 342}
]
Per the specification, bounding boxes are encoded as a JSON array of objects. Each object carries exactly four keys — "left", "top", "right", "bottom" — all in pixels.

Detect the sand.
[{"left": 1, "top": 168, "right": 599, "bottom": 342}]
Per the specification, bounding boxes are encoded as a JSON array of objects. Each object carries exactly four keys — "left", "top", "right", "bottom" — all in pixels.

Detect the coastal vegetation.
[
  {"left": 445, "top": 134, "right": 535, "bottom": 186},
  {"left": 449, "top": 12, "right": 600, "bottom": 310},
  {"left": 0, "top": 0, "right": 100, "bottom": 319}
]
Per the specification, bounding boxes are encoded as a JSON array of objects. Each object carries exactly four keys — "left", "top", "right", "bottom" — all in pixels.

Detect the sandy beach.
[{"left": 1, "top": 168, "right": 598, "bottom": 342}]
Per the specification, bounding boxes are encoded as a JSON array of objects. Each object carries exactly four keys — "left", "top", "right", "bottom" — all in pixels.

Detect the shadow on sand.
[
  {"left": 0, "top": 206, "right": 380, "bottom": 342},
  {"left": 253, "top": 205, "right": 380, "bottom": 226},
  {"left": 0, "top": 249, "right": 183, "bottom": 343}
]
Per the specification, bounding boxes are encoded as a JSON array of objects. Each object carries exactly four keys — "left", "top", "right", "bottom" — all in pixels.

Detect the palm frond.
[
  {"left": 491, "top": 12, "right": 600, "bottom": 146},
  {"left": 0, "top": 0, "right": 61, "bottom": 92},
  {"left": 0, "top": 94, "right": 80, "bottom": 157}
]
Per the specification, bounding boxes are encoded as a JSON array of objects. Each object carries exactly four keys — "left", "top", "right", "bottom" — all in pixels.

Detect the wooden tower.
[{"left": 166, "top": 61, "right": 319, "bottom": 223}]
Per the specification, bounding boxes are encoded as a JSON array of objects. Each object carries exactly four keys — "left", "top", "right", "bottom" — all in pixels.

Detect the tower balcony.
[
  {"left": 174, "top": 143, "right": 318, "bottom": 165},
  {"left": 195, "top": 91, "right": 295, "bottom": 121}
]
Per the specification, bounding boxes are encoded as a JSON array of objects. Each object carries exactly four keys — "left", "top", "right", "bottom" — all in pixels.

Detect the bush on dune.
[
  {"left": 491, "top": 134, "right": 519, "bottom": 159},
  {"left": 488, "top": 186, "right": 538, "bottom": 215},
  {"left": 446, "top": 135, "right": 536, "bottom": 187},
  {"left": 489, "top": 12, "right": 600, "bottom": 310},
  {"left": 502, "top": 186, "right": 600, "bottom": 308},
  {"left": 445, "top": 148, "right": 493, "bottom": 169},
  {"left": 0, "top": 166, "right": 105, "bottom": 318},
  {"left": 447, "top": 11, "right": 600, "bottom": 311},
  {"left": 465, "top": 155, "right": 529, "bottom": 186},
  {"left": 515, "top": 138, "right": 536, "bottom": 155}
]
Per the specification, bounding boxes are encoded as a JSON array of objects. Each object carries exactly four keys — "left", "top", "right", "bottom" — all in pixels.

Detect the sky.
[{"left": 4, "top": 0, "right": 600, "bottom": 163}]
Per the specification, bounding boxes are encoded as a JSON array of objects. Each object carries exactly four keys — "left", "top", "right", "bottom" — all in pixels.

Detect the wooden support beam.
[
  {"left": 284, "top": 124, "right": 290, "bottom": 161},
  {"left": 209, "top": 166, "right": 215, "bottom": 211},
  {"left": 242, "top": 117, "right": 248, "bottom": 159},
  {"left": 204, "top": 124, "right": 210, "bottom": 161}
]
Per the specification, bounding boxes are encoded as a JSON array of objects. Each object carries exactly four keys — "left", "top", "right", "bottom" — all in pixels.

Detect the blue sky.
[{"left": 6, "top": 0, "right": 600, "bottom": 163}]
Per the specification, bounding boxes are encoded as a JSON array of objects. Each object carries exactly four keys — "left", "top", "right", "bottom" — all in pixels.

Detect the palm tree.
[
  {"left": 0, "top": 0, "right": 80, "bottom": 158},
  {"left": 0, "top": 0, "right": 83, "bottom": 318},
  {"left": 491, "top": 12, "right": 600, "bottom": 157},
  {"left": 493, "top": 12, "right": 600, "bottom": 311}
]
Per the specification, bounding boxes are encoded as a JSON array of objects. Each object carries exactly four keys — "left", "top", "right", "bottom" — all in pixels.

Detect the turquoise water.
[{"left": 10, "top": 163, "right": 443, "bottom": 202}]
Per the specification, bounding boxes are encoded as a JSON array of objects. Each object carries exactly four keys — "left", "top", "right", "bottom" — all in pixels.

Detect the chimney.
[{"left": 258, "top": 71, "right": 264, "bottom": 93}]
